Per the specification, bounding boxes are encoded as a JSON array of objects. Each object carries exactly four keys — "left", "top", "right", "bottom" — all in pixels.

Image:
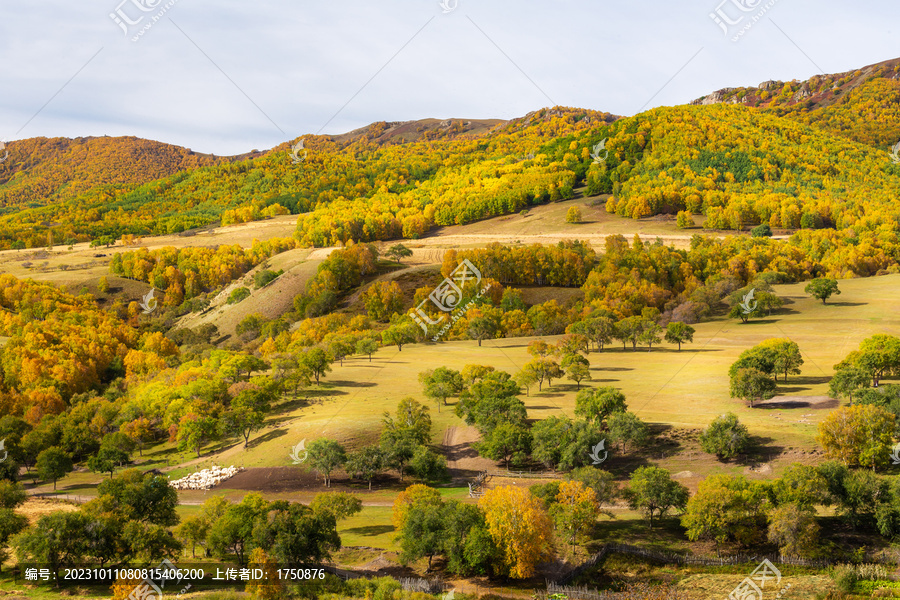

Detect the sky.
[{"left": 0, "top": 1, "right": 897, "bottom": 155}]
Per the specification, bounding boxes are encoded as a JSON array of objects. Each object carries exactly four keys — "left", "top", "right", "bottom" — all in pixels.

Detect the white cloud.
[{"left": 0, "top": 0, "right": 896, "bottom": 154}]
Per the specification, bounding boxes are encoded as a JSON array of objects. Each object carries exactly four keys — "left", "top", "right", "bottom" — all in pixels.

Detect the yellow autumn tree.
[
  {"left": 245, "top": 547, "right": 285, "bottom": 600},
  {"left": 391, "top": 483, "right": 443, "bottom": 530},
  {"left": 478, "top": 485, "right": 554, "bottom": 578}
]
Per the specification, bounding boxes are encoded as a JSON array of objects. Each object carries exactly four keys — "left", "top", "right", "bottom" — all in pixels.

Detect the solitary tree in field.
[
  {"left": 699, "top": 413, "right": 749, "bottom": 461},
  {"left": 664, "top": 321, "right": 695, "bottom": 350},
  {"left": 565, "top": 206, "right": 582, "bottom": 224},
  {"left": 562, "top": 354, "right": 591, "bottom": 389},
  {"left": 467, "top": 314, "right": 499, "bottom": 346},
  {"left": 805, "top": 278, "right": 840, "bottom": 304},
  {"left": 386, "top": 244, "right": 413, "bottom": 264}
]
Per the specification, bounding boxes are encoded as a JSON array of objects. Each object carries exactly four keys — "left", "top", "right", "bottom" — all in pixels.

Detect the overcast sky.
[{"left": 0, "top": 1, "right": 896, "bottom": 155}]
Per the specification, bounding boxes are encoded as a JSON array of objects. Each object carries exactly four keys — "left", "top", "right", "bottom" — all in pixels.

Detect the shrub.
[
  {"left": 227, "top": 287, "right": 251, "bottom": 304},
  {"left": 566, "top": 206, "right": 582, "bottom": 223}
]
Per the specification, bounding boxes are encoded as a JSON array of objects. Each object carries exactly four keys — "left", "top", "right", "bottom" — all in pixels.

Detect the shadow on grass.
[
  {"left": 328, "top": 380, "right": 377, "bottom": 388},
  {"left": 827, "top": 301, "right": 866, "bottom": 307},
  {"left": 343, "top": 524, "right": 394, "bottom": 537},
  {"left": 247, "top": 428, "right": 287, "bottom": 450}
]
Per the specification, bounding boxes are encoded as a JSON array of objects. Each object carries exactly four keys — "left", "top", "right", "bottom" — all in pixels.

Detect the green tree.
[
  {"left": 12, "top": 511, "right": 93, "bottom": 581},
  {"left": 399, "top": 502, "right": 445, "bottom": 569},
  {"left": 441, "top": 501, "right": 499, "bottom": 576},
  {"left": 89, "top": 469, "right": 179, "bottom": 526},
  {"left": 207, "top": 493, "right": 270, "bottom": 564},
  {"left": 467, "top": 314, "right": 500, "bottom": 346},
  {"left": 306, "top": 439, "right": 347, "bottom": 487},
  {"left": 567, "top": 466, "right": 618, "bottom": 506},
  {"left": 355, "top": 336, "right": 379, "bottom": 362},
  {"left": 624, "top": 466, "right": 688, "bottom": 528},
  {"left": 550, "top": 480, "right": 601, "bottom": 557},
  {"left": 681, "top": 474, "right": 769, "bottom": 552},
  {"left": 615, "top": 316, "right": 644, "bottom": 350},
  {"left": 227, "top": 287, "right": 251, "bottom": 304},
  {"left": 409, "top": 446, "right": 448, "bottom": 482},
  {"left": 344, "top": 446, "right": 385, "bottom": 490},
  {"left": 419, "top": 367, "right": 464, "bottom": 412},
  {"left": 476, "top": 422, "right": 531, "bottom": 470},
  {"left": 607, "top": 411, "right": 649, "bottom": 453},
  {"left": 828, "top": 365, "right": 871, "bottom": 403},
  {"left": 664, "top": 321, "right": 695, "bottom": 350},
  {"left": 805, "top": 278, "right": 840, "bottom": 304},
  {"left": 381, "top": 321, "right": 418, "bottom": 351},
  {"left": 252, "top": 502, "right": 340, "bottom": 566},
  {"left": 639, "top": 320, "right": 663, "bottom": 351},
  {"left": 87, "top": 446, "right": 129, "bottom": 478},
  {"left": 386, "top": 243, "right": 413, "bottom": 264},
  {"left": 575, "top": 386, "right": 627, "bottom": 426},
  {"left": 676, "top": 210, "right": 693, "bottom": 229},
  {"left": 35, "top": 447, "right": 72, "bottom": 490},
  {"left": 310, "top": 491, "right": 363, "bottom": 521},
  {"left": 561, "top": 354, "right": 591, "bottom": 389},
  {"left": 751, "top": 223, "right": 772, "bottom": 237},
  {"left": 299, "top": 347, "right": 332, "bottom": 384},
  {"left": 383, "top": 397, "right": 432, "bottom": 444},
  {"left": 699, "top": 413, "right": 750, "bottom": 460},
  {"left": 730, "top": 367, "right": 776, "bottom": 407},
  {"left": 176, "top": 413, "right": 219, "bottom": 457},
  {"left": 174, "top": 515, "right": 209, "bottom": 558},
  {"left": 225, "top": 386, "right": 274, "bottom": 448}
]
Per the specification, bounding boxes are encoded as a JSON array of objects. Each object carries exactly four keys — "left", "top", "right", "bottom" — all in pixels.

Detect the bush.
[
  {"left": 676, "top": 210, "right": 693, "bottom": 229},
  {"left": 565, "top": 206, "right": 582, "bottom": 223},
  {"left": 253, "top": 269, "right": 283, "bottom": 289},
  {"left": 227, "top": 287, "right": 251, "bottom": 304},
  {"left": 751, "top": 223, "right": 773, "bottom": 237},
  {"left": 699, "top": 413, "right": 749, "bottom": 460}
]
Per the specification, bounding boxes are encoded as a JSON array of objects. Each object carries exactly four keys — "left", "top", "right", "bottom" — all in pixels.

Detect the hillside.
[{"left": 692, "top": 56, "right": 900, "bottom": 147}]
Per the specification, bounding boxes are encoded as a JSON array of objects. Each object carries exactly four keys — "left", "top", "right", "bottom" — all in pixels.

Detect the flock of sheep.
[{"left": 169, "top": 465, "right": 244, "bottom": 490}]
